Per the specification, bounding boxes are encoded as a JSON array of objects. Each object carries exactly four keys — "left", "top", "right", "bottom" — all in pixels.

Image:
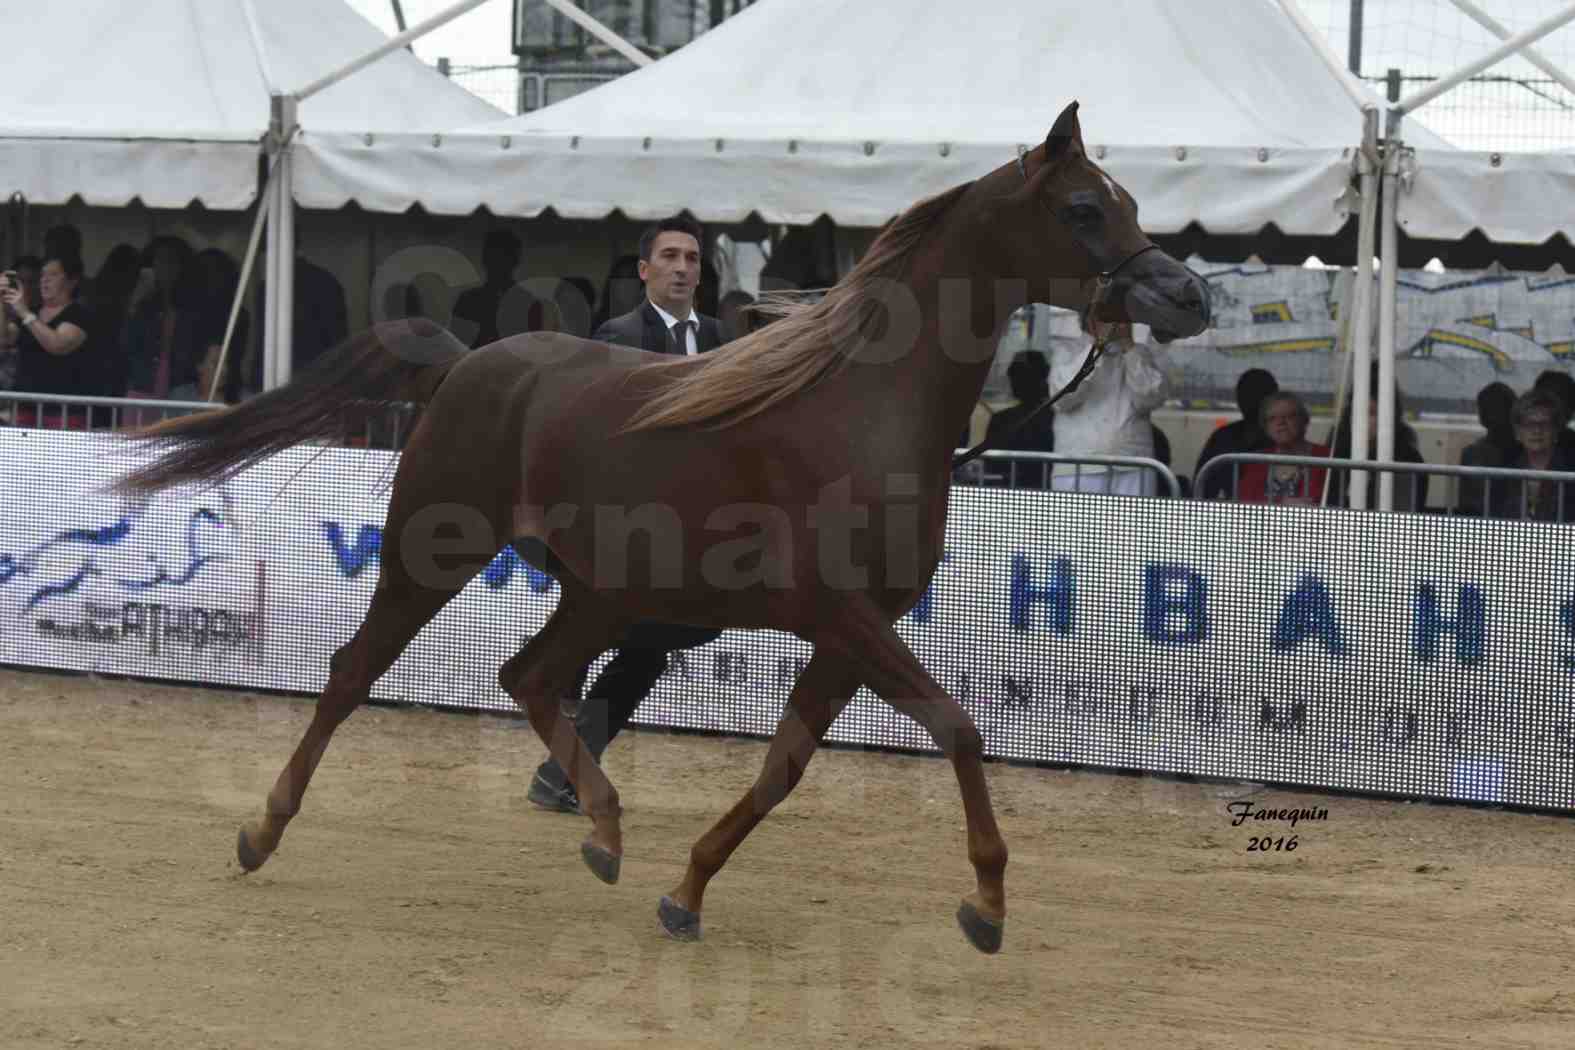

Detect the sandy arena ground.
[{"left": 2, "top": 666, "right": 1573, "bottom": 1049}]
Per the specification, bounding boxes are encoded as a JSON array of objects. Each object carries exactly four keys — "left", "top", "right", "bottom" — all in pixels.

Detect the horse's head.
[{"left": 998, "top": 102, "right": 1210, "bottom": 344}]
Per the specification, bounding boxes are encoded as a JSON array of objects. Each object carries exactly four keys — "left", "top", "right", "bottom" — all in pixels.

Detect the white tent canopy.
[
  {"left": 300, "top": 0, "right": 1445, "bottom": 234},
  {"left": 1, "top": 0, "right": 504, "bottom": 211}
]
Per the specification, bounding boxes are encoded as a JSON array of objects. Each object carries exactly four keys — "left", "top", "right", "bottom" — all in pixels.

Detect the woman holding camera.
[{"left": 2, "top": 255, "right": 103, "bottom": 427}]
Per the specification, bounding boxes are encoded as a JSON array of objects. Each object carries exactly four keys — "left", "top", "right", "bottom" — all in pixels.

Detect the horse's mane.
[{"left": 622, "top": 181, "right": 974, "bottom": 433}]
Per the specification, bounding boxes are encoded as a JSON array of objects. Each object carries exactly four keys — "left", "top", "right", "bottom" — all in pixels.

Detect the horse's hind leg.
[
  {"left": 498, "top": 590, "right": 630, "bottom": 883},
  {"left": 237, "top": 580, "right": 463, "bottom": 872},
  {"left": 817, "top": 598, "right": 1008, "bottom": 954},
  {"left": 237, "top": 421, "right": 504, "bottom": 872},
  {"left": 659, "top": 652, "right": 861, "bottom": 941}
]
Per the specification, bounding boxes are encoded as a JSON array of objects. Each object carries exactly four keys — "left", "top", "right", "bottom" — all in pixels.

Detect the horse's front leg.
[
  {"left": 498, "top": 595, "right": 628, "bottom": 883},
  {"left": 818, "top": 596, "right": 1008, "bottom": 954},
  {"left": 658, "top": 652, "right": 861, "bottom": 941}
]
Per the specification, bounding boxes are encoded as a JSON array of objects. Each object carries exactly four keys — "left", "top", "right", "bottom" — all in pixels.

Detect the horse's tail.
[{"left": 114, "top": 319, "right": 471, "bottom": 494}]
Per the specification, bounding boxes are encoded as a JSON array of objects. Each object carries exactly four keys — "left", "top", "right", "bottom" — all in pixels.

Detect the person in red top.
[{"left": 1236, "top": 391, "right": 1330, "bottom": 506}]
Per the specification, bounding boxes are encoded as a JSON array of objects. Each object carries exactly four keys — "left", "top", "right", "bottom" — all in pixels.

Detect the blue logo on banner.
[{"left": 0, "top": 509, "right": 227, "bottom": 609}]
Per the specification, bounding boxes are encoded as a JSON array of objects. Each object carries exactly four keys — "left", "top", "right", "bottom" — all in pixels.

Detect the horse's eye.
[{"left": 1064, "top": 204, "right": 1102, "bottom": 228}]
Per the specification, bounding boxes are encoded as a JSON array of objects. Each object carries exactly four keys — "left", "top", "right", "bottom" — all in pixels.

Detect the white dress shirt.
[{"left": 649, "top": 300, "right": 700, "bottom": 356}]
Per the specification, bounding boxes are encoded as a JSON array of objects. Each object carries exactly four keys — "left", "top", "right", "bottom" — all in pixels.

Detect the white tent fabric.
[
  {"left": 1, "top": 0, "right": 504, "bottom": 210},
  {"left": 299, "top": 0, "right": 1442, "bottom": 234},
  {"left": 1399, "top": 148, "right": 1575, "bottom": 244}
]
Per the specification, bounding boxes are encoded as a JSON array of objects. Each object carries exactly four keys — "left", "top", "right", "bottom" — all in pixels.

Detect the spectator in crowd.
[
  {"left": 1196, "top": 367, "right": 1278, "bottom": 499},
  {"left": 528, "top": 214, "right": 729, "bottom": 815},
  {"left": 1048, "top": 322, "right": 1169, "bottom": 496},
  {"left": 91, "top": 243, "right": 145, "bottom": 397},
  {"left": 1532, "top": 369, "right": 1575, "bottom": 456},
  {"left": 1458, "top": 381, "right": 1518, "bottom": 516},
  {"left": 593, "top": 253, "right": 643, "bottom": 332},
  {"left": 0, "top": 255, "right": 42, "bottom": 391},
  {"left": 452, "top": 230, "right": 539, "bottom": 348},
  {"left": 2, "top": 255, "right": 108, "bottom": 426},
  {"left": 1491, "top": 389, "right": 1575, "bottom": 522},
  {"left": 1328, "top": 380, "right": 1429, "bottom": 512},
  {"left": 1235, "top": 391, "right": 1329, "bottom": 506},
  {"left": 255, "top": 253, "right": 349, "bottom": 387},
  {"left": 718, "top": 288, "right": 757, "bottom": 342},
  {"left": 124, "top": 235, "right": 204, "bottom": 400},
  {"left": 983, "top": 350, "right": 1055, "bottom": 486},
  {"left": 177, "top": 248, "right": 249, "bottom": 403},
  {"left": 554, "top": 276, "right": 598, "bottom": 338}
]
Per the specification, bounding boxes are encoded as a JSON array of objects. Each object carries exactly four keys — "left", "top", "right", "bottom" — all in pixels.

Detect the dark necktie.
[{"left": 669, "top": 319, "right": 695, "bottom": 355}]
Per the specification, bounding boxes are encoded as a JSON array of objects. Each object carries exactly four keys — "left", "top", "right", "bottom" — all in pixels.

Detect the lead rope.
[{"left": 951, "top": 277, "right": 1116, "bottom": 470}]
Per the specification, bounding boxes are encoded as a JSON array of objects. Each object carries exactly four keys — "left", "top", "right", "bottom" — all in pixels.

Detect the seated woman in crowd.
[
  {"left": 1235, "top": 391, "right": 1330, "bottom": 506},
  {"left": 1327, "top": 383, "right": 1429, "bottom": 512},
  {"left": 1, "top": 255, "right": 107, "bottom": 428},
  {"left": 1490, "top": 390, "right": 1575, "bottom": 522}
]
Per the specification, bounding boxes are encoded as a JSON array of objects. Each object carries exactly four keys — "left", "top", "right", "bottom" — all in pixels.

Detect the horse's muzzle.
[{"left": 1119, "top": 256, "right": 1211, "bottom": 344}]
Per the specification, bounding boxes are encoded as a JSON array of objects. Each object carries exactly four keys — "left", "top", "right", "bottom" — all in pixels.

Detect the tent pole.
[
  {"left": 264, "top": 94, "right": 298, "bottom": 392},
  {"left": 208, "top": 167, "right": 274, "bottom": 402},
  {"left": 538, "top": 0, "right": 653, "bottom": 68},
  {"left": 1394, "top": 2, "right": 1575, "bottom": 115},
  {"left": 1275, "top": 0, "right": 1373, "bottom": 112},
  {"left": 1348, "top": 107, "right": 1380, "bottom": 511},
  {"left": 1444, "top": 0, "right": 1575, "bottom": 97},
  {"left": 297, "top": 0, "right": 494, "bottom": 103},
  {"left": 1375, "top": 117, "right": 1402, "bottom": 513}
]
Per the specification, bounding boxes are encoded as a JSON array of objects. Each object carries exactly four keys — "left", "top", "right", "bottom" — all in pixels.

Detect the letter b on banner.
[{"left": 1144, "top": 563, "right": 1208, "bottom": 645}]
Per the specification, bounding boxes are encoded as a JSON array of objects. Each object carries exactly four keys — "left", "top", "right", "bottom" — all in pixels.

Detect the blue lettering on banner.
[
  {"left": 1272, "top": 575, "right": 1348, "bottom": 656},
  {"left": 322, "top": 522, "right": 557, "bottom": 593},
  {"left": 1010, "top": 554, "right": 1074, "bottom": 634},
  {"left": 1143, "top": 563, "right": 1208, "bottom": 645},
  {"left": 1562, "top": 596, "right": 1575, "bottom": 671},
  {"left": 0, "top": 510, "right": 224, "bottom": 609},
  {"left": 322, "top": 523, "right": 381, "bottom": 578},
  {"left": 1414, "top": 582, "right": 1485, "bottom": 666}
]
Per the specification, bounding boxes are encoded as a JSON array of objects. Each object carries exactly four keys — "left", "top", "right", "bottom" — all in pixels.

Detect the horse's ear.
[{"left": 1045, "top": 101, "right": 1084, "bottom": 164}]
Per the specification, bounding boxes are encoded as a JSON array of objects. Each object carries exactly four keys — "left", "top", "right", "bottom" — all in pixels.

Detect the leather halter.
[{"left": 950, "top": 148, "right": 1160, "bottom": 470}]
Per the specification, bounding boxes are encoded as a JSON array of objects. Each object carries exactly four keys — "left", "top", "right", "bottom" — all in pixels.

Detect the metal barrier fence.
[
  {"left": 0, "top": 392, "right": 416, "bottom": 450},
  {"left": 1196, "top": 453, "right": 1575, "bottom": 522},
  {"left": 955, "top": 450, "right": 1182, "bottom": 499}
]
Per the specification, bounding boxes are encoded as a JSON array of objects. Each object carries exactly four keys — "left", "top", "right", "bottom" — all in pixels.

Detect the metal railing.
[
  {"left": 0, "top": 391, "right": 416, "bottom": 451},
  {"left": 1196, "top": 453, "right": 1575, "bottom": 521},
  {"left": 954, "top": 450, "right": 1182, "bottom": 499}
]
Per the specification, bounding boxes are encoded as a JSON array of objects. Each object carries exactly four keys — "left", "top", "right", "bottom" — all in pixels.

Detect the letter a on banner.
[{"left": 1272, "top": 575, "right": 1348, "bottom": 656}]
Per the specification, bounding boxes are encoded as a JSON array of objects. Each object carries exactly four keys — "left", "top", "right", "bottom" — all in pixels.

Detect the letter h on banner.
[
  {"left": 1413, "top": 582, "right": 1485, "bottom": 665},
  {"left": 1010, "top": 554, "right": 1074, "bottom": 634}
]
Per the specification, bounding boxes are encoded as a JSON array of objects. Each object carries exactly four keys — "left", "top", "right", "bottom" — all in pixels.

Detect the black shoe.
[{"left": 527, "top": 770, "right": 581, "bottom": 814}]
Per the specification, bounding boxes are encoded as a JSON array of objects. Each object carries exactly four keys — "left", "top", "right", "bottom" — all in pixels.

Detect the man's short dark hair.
[{"left": 638, "top": 215, "right": 704, "bottom": 261}]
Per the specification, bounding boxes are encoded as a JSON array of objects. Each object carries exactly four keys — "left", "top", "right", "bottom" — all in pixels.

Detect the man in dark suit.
[{"left": 528, "top": 215, "right": 728, "bottom": 813}]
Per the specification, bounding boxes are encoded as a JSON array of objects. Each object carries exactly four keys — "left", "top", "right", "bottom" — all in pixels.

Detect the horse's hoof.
[
  {"left": 580, "top": 841, "right": 621, "bottom": 885},
  {"left": 658, "top": 895, "right": 702, "bottom": 941},
  {"left": 235, "top": 827, "right": 269, "bottom": 873},
  {"left": 956, "top": 900, "right": 1004, "bottom": 955}
]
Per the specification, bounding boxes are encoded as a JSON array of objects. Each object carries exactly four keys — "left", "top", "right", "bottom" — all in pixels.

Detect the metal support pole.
[
  {"left": 1394, "top": 2, "right": 1575, "bottom": 116},
  {"left": 296, "top": 0, "right": 494, "bottom": 102},
  {"left": 264, "top": 94, "right": 297, "bottom": 392},
  {"left": 1376, "top": 128, "right": 1402, "bottom": 512},
  {"left": 1348, "top": 107, "right": 1380, "bottom": 510},
  {"left": 1444, "top": 0, "right": 1575, "bottom": 98},
  {"left": 1348, "top": 0, "right": 1364, "bottom": 74}
]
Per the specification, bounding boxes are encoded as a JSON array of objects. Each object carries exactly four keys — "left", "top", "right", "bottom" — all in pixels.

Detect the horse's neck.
[{"left": 855, "top": 245, "right": 1026, "bottom": 465}]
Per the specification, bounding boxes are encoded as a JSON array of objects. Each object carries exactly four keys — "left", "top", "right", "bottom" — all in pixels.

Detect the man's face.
[
  {"left": 639, "top": 231, "right": 701, "bottom": 315},
  {"left": 1516, "top": 410, "right": 1557, "bottom": 456}
]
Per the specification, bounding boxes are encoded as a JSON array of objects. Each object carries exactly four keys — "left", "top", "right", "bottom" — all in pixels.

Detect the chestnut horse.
[{"left": 118, "top": 102, "right": 1209, "bottom": 953}]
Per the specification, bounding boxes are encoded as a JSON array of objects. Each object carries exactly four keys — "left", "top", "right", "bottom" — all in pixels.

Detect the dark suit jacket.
[{"left": 593, "top": 300, "right": 724, "bottom": 355}]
